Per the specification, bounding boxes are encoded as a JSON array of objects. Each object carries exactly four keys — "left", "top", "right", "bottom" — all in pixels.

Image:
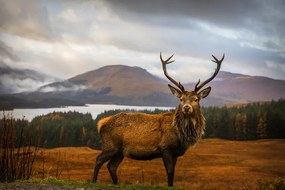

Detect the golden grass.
[{"left": 32, "top": 139, "right": 285, "bottom": 189}]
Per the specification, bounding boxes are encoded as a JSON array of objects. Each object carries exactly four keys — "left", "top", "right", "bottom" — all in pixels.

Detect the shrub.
[{"left": 0, "top": 113, "right": 39, "bottom": 182}]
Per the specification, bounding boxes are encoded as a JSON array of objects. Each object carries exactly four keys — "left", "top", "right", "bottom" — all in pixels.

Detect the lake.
[{"left": 2, "top": 104, "right": 174, "bottom": 121}]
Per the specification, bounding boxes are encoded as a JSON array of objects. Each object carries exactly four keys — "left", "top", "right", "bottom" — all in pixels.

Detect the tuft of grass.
[
  {"left": 20, "top": 177, "right": 183, "bottom": 190},
  {"left": 258, "top": 178, "right": 285, "bottom": 190}
]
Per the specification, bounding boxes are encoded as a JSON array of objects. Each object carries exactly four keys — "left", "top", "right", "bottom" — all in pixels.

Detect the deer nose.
[{"left": 183, "top": 105, "right": 192, "bottom": 113}]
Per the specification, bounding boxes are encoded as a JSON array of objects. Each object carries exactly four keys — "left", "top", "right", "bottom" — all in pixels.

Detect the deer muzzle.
[{"left": 183, "top": 104, "right": 193, "bottom": 114}]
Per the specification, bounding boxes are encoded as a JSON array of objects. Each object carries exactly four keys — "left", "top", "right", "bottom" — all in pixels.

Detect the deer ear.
[
  {"left": 198, "top": 87, "right": 211, "bottom": 99},
  {"left": 168, "top": 84, "right": 182, "bottom": 98}
]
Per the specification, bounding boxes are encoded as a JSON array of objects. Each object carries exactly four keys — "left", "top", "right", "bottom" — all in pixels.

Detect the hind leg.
[
  {"left": 107, "top": 154, "right": 124, "bottom": 184},
  {"left": 92, "top": 150, "right": 117, "bottom": 183}
]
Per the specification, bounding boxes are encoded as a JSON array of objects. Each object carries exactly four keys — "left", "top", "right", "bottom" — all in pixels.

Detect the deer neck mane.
[{"left": 173, "top": 105, "right": 206, "bottom": 145}]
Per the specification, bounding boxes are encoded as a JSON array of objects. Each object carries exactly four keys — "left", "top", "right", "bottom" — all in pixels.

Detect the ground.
[
  {"left": 0, "top": 182, "right": 72, "bottom": 190},
  {"left": 11, "top": 139, "right": 285, "bottom": 189},
  {"left": 0, "top": 182, "right": 124, "bottom": 190}
]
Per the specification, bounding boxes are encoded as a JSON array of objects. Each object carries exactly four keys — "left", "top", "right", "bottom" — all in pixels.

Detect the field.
[{"left": 32, "top": 139, "right": 285, "bottom": 189}]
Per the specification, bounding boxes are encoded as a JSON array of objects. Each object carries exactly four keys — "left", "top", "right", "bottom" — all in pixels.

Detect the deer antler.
[
  {"left": 160, "top": 52, "right": 185, "bottom": 92},
  {"left": 195, "top": 54, "right": 224, "bottom": 92}
]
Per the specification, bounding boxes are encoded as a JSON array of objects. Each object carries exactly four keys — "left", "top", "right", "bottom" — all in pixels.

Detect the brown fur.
[
  {"left": 99, "top": 112, "right": 180, "bottom": 160},
  {"left": 92, "top": 53, "right": 223, "bottom": 186},
  {"left": 93, "top": 94, "right": 206, "bottom": 186},
  {"left": 97, "top": 116, "right": 112, "bottom": 133}
]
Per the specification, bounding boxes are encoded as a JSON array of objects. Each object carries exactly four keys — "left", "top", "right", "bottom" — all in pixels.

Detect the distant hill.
[
  {"left": 1, "top": 65, "right": 285, "bottom": 109},
  {"left": 184, "top": 71, "right": 285, "bottom": 105},
  {"left": 34, "top": 65, "right": 174, "bottom": 107},
  {"left": 68, "top": 65, "right": 169, "bottom": 97},
  {"left": 207, "top": 71, "right": 285, "bottom": 105}
]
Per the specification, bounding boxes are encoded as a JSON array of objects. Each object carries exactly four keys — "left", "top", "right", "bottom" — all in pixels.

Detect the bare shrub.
[{"left": 0, "top": 113, "right": 39, "bottom": 182}]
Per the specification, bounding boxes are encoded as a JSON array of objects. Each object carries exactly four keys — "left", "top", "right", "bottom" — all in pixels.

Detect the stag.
[{"left": 92, "top": 53, "right": 224, "bottom": 186}]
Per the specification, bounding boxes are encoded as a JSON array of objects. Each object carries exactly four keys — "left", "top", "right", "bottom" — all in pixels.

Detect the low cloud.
[
  {"left": 0, "top": 62, "right": 60, "bottom": 94},
  {"left": 39, "top": 83, "right": 87, "bottom": 93},
  {"left": 0, "top": 74, "right": 57, "bottom": 94}
]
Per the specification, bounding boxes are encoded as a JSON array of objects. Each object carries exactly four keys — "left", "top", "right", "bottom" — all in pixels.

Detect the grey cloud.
[
  {"left": 0, "top": 0, "right": 55, "bottom": 41},
  {"left": 0, "top": 75, "right": 45, "bottom": 93},
  {"left": 0, "top": 60, "right": 60, "bottom": 93},
  {"left": 1, "top": 0, "right": 284, "bottom": 84},
  {"left": 104, "top": 0, "right": 258, "bottom": 28},
  {"left": 103, "top": 0, "right": 285, "bottom": 50},
  {"left": 0, "top": 41, "right": 19, "bottom": 61},
  {"left": 98, "top": 0, "right": 285, "bottom": 79},
  {"left": 264, "top": 41, "right": 282, "bottom": 51}
]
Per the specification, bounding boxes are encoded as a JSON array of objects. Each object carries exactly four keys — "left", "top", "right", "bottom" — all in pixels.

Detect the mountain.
[
  {"left": 68, "top": 65, "right": 169, "bottom": 97},
  {"left": 39, "top": 65, "right": 169, "bottom": 96},
  {"left": 211, "top": 72, "right": 285, "bottom": 104},
  {"left": 0, "top": 61, "right": 60, "bottom": 94},
  {"left": 34, "top": 65, "right": 174, "bottom": 107},
  {"left": 185, "top": 71, "right": 285, "bottom": 105},
  {"left": 1, "top": 65, "right": 285, "bottom": 109}
]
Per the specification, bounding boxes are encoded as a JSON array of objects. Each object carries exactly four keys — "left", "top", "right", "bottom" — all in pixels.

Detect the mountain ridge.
[
  {"left": 67, "top": 65, "right": 168, "bottom": 97},
  {"left": 1, "top": 64, "right": 285, "bottom": 109}
]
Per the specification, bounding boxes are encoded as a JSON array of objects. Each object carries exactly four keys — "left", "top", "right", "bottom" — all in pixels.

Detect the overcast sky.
[{"left": 0, "top": 0, "right": 285, "bottom": 84}]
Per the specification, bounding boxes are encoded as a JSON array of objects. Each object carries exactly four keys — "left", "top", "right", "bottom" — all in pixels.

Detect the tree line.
[
  {"left": 203, "top": 98, "right": 285, "bottom": 140},
  {"left": 1, "top": 99, "right": 284, "bottom": 150}
]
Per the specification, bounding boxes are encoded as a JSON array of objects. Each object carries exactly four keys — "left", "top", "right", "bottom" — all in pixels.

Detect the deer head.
[{"left": 160, "top": 53, "right": 224, "bottom": 115}]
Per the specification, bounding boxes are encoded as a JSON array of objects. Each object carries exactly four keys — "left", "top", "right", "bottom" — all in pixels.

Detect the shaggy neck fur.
[{"left": 173, "top": 104, "right": 206, "bottom": 145}]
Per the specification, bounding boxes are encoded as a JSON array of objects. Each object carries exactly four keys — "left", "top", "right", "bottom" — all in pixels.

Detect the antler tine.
[
  {"left": 195, "top": 54, "right": 225, "bottom": 92},
  {"left": 160, "top": 52, "right": 185, "bottom": 92}
]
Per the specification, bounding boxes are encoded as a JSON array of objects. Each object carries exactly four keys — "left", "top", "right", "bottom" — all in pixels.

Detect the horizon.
[{"left": 69, "top": 64, "right": 285, "bottom": 83}]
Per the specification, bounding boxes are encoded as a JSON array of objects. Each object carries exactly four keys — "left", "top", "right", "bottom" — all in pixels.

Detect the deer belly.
[
  {"left": 122, "top": 133, "right": 162, "bottom": 160},
  {"left": 123, "top": 146, "right": 161, "bottom": 160}
]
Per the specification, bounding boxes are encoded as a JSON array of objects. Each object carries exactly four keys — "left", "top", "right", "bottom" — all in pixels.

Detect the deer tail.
[{"left": 97, "top": 116, "right": 112, "bottom": 133}]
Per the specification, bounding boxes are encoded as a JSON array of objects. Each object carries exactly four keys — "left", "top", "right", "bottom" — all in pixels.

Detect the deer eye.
[
  {"left": 193, "top": 98, "right": 198, "bottom": 102},
  {"left": 180, "top": 98, "right": 183, "bottom": 102}
]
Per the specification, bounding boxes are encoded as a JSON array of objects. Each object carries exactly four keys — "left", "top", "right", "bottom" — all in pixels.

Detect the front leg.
[{"left": 161, "top": 150, "right": 177, "bottom": 186}]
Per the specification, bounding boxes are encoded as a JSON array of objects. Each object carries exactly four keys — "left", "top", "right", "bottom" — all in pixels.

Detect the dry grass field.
[{"left": 32, "top": 139, "right": 285, "bottom": 189}]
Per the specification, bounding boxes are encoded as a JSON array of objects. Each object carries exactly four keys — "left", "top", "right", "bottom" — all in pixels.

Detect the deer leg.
[
  {"left": 173, "top": 156, "right": 177, "bottom": 169},
  {"left": 161, "top": 150, "right": 176, "bottom": 187},
  {"left": 92, "top": 151, "right": 116, "bottom": 183},
  {"left": 107, "top": 154, "right": 124, "bottom": 184}
]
